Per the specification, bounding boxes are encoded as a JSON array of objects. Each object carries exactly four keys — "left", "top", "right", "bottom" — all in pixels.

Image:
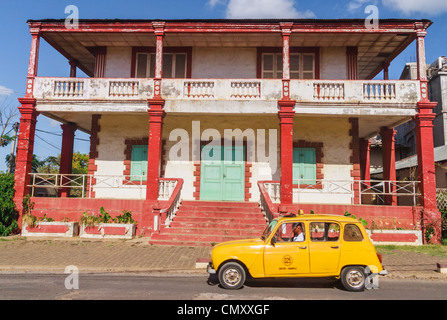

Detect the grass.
[{"left": 377, "top": 244, "right": 447, "bottom": 258}]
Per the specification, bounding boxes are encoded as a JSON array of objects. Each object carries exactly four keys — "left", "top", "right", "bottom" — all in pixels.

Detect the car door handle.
[
  {"left": 331, "top": 246, "right": 339, "bottom": 249},
  {"left": 298, "top": 246, "right": 307, "bottom": 249}
]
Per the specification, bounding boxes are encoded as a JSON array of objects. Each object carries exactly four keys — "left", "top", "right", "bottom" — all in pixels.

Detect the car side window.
[
  {"left": 274, "top": 222, "right": 305, "bottom": 242},
  {"left": 343, "top": 224, "right": 364, "bottom": 241},
  {"left": 310, "top": 222, "right": 340, "bottom": 242}
]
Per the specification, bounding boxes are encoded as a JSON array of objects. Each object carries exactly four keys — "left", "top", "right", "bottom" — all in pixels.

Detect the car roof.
[{"left": 276, "top": 214, "right": 360, "bottom": 223}]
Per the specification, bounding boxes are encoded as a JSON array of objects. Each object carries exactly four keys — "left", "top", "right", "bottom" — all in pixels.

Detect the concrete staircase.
[{"left": 149, "top": 200, "right": 268, "bottom": 246}]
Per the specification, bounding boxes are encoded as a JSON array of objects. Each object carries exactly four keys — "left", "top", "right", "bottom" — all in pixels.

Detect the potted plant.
[
  {"left": 79, "top": 207, "right": 137, "bottom": 239},
  {"left": 21, "top": 213, "right": 79, "bottom": 238}
]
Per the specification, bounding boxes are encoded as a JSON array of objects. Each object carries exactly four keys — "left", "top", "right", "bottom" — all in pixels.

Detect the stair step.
[
  {"left": 149, "top": 200, "right": 268, "bottom": 246},
  {"left": 161, "top": 226, "right": 265, "bottom": 236},
  {"left": 170, "top": 221, "right": 267, "bottom": 229},
  {"left": 181, "top": 201, "right": 259, "bottom": 208},
  {"left": 173, "top": 216, "right": 267, "bottom": 224},
  {"left": 175, "top": 210, "right": 262, "bottom": 219}
]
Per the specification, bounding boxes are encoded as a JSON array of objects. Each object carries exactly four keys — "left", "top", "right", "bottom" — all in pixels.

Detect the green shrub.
[{"left": 0, "top": 173, "right": 18, "bottom": 236}]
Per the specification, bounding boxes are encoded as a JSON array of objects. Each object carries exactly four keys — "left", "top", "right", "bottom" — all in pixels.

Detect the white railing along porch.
[
  {"left": 258, "top": 179, "right": 420, "bottom": 206},
  {"left": 33, "top": 77, "right": 420, "bottom": 105},
  {"left": 28, "top": 173, "right": 180, "bottom": 201}
]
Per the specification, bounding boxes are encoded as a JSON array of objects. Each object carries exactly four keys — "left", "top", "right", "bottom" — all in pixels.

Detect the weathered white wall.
[
  {"left": 104, "top": 47, "right": 132, "bottom": 78},
  {"left": 320, "top": 47, "right": 347, "bottom": 80},
  {"left": 191, "top": 47, "right": 257, "bottom": 79},
  {"left": 93, "top": 114, "right": 353, "bottom": 204},
  {"left": 292, "top": 116, "right": 352, "bottom": 204},
  {"left": 94, "top": 114, "right": 148, "bottom": 199},
  {"left": 100, "top": 46, "right": 351, "bottom": 80}
]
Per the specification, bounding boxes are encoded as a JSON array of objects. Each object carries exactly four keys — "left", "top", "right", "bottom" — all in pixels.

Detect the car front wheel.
[
  {"left": 218, "top": 262, "right": 246, "bottom": 290},
  {"left": 340, "top": 266, "right": 366, "bottom": 292}
]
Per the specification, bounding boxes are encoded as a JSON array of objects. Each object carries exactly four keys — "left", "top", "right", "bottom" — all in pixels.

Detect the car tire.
[
  {"left": 218, "top": 262, "right": 246, "bottom": 290},
  {"left": 340, "top": 266, "right": 366, "bottom": 292}
]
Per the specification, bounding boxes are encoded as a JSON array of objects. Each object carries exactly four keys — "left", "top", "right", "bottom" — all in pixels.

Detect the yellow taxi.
[{"left": 207, "top": 213, "right": 387, "bottom": 291}]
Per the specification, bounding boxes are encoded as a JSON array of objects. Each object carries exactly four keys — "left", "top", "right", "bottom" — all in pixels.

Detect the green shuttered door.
[
  {"left": 293, "top": 148, "right": 316, "bottom": 185},
  {"left": 200, "top": 145, "right": 245, "bottom": 201}
]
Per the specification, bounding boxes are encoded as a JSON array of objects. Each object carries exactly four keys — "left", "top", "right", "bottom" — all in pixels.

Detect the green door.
[
  {"left": 293, "top": 148, "right": 316, "bottom": 185},
  {"left": 130, "top": 145, "right": 148, "bottom": 181},
  {"left": 200, "top": 145, "right": 245, "bottom": 201}
]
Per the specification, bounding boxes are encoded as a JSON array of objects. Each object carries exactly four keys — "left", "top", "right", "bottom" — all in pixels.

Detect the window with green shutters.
[
  {"left": 130, "top": 145, "right": 148, "bottom": 181},
  {"left": 293, "top": 148, "right": 317, "bottom": 185}
]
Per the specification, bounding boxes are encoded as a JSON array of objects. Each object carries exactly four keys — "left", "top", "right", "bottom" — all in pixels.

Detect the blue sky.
[{"left": 0, "top": 0, "right": 446, "bottom": 172}]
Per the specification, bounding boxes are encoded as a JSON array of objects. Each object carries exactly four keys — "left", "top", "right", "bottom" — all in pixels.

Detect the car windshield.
[{"left": 261, "top": 219, "right": 278, "bottom": 240}]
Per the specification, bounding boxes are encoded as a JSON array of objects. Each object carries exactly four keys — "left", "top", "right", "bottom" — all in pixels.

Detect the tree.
[
  {"left": 0, "top": 173, "right": 18, "bottom": 236},
  {"left": 0, "top": 99, "right": 19, "bottom": 147}
]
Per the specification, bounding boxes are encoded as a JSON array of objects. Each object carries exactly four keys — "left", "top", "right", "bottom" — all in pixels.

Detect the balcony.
[{"left": 33, "top": 77, "right": 421, "bottom": 115}]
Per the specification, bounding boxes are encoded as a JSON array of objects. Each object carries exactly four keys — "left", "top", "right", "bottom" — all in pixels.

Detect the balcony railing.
[
  {"left": 258, "top": 179, "right": 420, "bottom": 207},
  {"left": 28, "top": 173, "right": 180, "bottom": 201},
  {"left": 33, "top": 77, "right": 420, "bottom": 105}
]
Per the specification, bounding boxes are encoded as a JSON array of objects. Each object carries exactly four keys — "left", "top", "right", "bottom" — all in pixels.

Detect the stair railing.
[
  {"left": 157, "top": 178, "right": 184, "bottom": 232},
  {"left": 258, "top": 181, "right": 279, "bottom": 222}
]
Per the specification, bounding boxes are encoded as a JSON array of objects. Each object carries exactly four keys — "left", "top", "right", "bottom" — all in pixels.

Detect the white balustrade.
[
  {"left": 109, "top": 81, "right": 139, "bottom": 97},
  {"left": 183, "top": 81, "right": 215, "bottom": 98},
  {"left": 363, "top": 82, "right": 396, "bottom": 101},
  {"left": 313, "top": 82, "right": 345, "bottom": 101},
  {"left": 53, "top": 80, "right": 84, "bottom": 98},
  {"left": 230, "top": 81, "right": 261, "bottom": 98}
]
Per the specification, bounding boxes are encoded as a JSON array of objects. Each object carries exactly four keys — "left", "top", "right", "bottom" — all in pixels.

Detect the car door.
[
  {"left": 263, "top": 221, "right": 310, "bottom": 276},
  {"left": 308, "top": 221, "right": 341, "bottom": 275}
]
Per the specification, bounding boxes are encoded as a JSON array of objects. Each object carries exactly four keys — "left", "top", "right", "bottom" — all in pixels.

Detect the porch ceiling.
[
  {"left": 32, "top": 18, "right": 428, "bottom": 80},
  {"left": 39, "top": 110, "right": 411, "bottom": 140}
]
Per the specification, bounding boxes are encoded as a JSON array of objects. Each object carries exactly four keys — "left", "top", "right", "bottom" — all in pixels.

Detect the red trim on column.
[
  {"left": 380, "top": 126, "right": 397, "bottom": 206},
  {"left": 93, "top": 47, "right": 107, "bottom": 78},
  {"left": 25, "top": 30, "right": 40, "bottom": 97},
  {"left": 415, "top": 101, "right": 441, "bottom": 243},
  {"left": 87, "top": 115, "right": 101, "bottom": 198},
  {"left": 346, "top": 47, "right": 358, "bottom": 80},
  {"left": 278, "top": 100, "right": 296, "bottom": 209},
  {"left": 349, "top": 118, "right": 361, "bottom": 204},
  {"left": 59, "top": 122, "right": 77, "bottom": 198},
  {"left": 146, "top": 99, "right": 165, "bottom": 201},
  {"left": 359, "top": 138, "right": 371, "bottom": 184},
  {"left": 14, "top": 98, "right": 38, "bottom": 227}
]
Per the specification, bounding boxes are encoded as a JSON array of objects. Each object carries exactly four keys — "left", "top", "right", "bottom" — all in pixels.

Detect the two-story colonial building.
[{"left": 15, "top": 18, "right": 442, "bottom": 244}]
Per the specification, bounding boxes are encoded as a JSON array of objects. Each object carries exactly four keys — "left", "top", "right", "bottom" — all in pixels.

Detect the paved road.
[{"left": 1, "top": 273, "right": 446, "bottom": 301}]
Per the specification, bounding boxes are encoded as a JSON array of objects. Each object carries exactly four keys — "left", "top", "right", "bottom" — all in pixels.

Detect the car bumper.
[{"left": 207, "top": 262, "right": 216, "bottom": 274}]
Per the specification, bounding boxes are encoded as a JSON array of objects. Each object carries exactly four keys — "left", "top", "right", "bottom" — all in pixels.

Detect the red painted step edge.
[{"left": 370, "top": 233, "right": 418, "bottom": 242}]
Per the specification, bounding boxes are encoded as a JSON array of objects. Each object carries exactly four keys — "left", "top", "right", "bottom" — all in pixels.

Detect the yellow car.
[{"left": 207, "top": 213, "right": 387, "bottom": 291}]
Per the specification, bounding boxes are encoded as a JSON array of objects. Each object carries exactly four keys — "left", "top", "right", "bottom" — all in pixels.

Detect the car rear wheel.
[
  {"left": 340, "top": 266, "right": 366, "bottom": 292},
  {"left": 218, "top": 262, "right": 246, "bottom": 290}
]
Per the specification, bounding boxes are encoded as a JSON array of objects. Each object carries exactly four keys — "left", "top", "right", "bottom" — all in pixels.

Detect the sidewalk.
[{"left": 0, "top": 236, "right": 447, "bottom": 280}]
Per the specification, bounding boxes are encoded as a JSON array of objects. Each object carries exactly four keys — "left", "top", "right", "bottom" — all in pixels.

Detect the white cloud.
[
  {"left": 382, "top": 0, "right": 447, "bottom": 16},
  {"left": 224, "top": 0, "right": 316, "bottom": 19},
  {"left": 347, "top": 0, "right": 378, "bottom": 13},
  {"left": 0, "top": 85, "right": 13, "bottom": 96}
]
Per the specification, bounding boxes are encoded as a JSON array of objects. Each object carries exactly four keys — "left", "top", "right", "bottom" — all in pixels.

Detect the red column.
[
  {"left": 278, "top": 23, "right": 296, "bottom": 213},
  {"left": 278, "top": 101, "right": 295, "bottom": 210},
  {"left": 414, "top": 22, "right": 441, "bottom": 243},
  {"left": 14, "top": 98, "right": 38, "bottom": 225},
  {"left": 59, "top": 123, "right": 77, "bottom": 198},
  {"left": 359, "top": 138, "right": 371, "bottom": 184},
  {"left": 381, "top": 127, "right": 397, "bottom": 206},
  {"left": 146, "top": 99, "right": 165, "bottom": 201}
]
